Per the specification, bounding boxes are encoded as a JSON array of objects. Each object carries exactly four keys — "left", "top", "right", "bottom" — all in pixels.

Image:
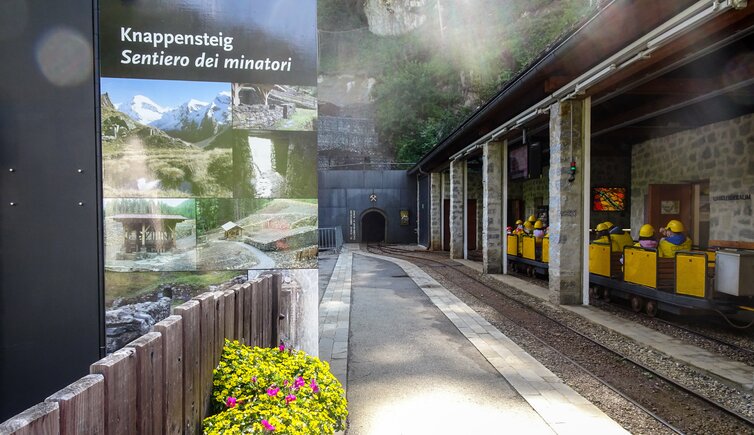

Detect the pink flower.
[
  {"left": 310, "top": 378, "right": 319, "bottom": 393},
  {"left": 285, "top": 394, "right": 296, "bottom": 404},
  {"left": 252, "top": 376, "right": 257, "bottom": 383},
  {"left": 267, "top": 386, "right": 280, "bottom": 397},
  {"left": 294, "top": 376, "right": 306, "bottom": 389},
  {"left": 225, "top": 397, "right": 237, "bottom": 408},
  {"left": 283, "top": 380, "right": 289, "bottom": 387},
  {"left": 261, "top": 419, "right": 276, "bottom": 431},
  {"left": 278, "top": 343, "right": 285, "bottom": 352}
]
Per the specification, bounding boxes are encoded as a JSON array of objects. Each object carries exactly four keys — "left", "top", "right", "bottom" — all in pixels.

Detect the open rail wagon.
[{"left": 507, "top": 234, "right": 754, "bottom": 326}]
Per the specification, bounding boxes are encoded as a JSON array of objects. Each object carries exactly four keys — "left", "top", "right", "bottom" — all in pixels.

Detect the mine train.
[{"left": 506, "top": 234, "right": 754, "bottom": 326}]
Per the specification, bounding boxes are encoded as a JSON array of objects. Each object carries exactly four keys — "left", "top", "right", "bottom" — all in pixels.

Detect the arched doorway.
[{"left": 361, "top": 209, "right": 387, "bottom": 243}]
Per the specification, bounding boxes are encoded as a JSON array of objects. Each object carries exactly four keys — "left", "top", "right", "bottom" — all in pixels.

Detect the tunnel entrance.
[{"left": 361, "top": 210, "right": 386, "bottom": 243}]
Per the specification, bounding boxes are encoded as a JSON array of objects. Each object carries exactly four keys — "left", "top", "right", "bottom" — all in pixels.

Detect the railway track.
[
  {"left": 366, "top": 244, "right": 754, "bottom": 434},
  {"left": 591, "top": 297, "right": 754, "bottom": 364}
]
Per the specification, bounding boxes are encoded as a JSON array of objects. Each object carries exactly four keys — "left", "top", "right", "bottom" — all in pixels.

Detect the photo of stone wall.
[
  {"left": 197, "top": 198, "right": 318, "bottom": 270},
  {"left": 104, "top": 198, "right": 197, "bottom": 272},
  {"left": 104, "top": 270, "right": 245, "bottom": 353},
  {"left": 231, "top": 83, "right": 317, "bottom": 131}
]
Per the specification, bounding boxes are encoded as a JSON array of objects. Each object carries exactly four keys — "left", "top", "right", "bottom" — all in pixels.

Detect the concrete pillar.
[
  {"left": 548, "top": 99, "right": 587, "bottom": 305},
  {"left": 483, "top": 140, "right": 503, "bottom": 273},
  {"left": 429, "top": 172, "right": 443, "bottom": 250},
  {"left": 449, "top": 159, "right": 465, "bottom": 259}
]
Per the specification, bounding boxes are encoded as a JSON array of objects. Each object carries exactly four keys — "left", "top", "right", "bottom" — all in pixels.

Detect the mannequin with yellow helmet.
[
  {"left": 604, "top": 221, "right": 633, "bottom": 253},
  {"left": 513, "top": 219, "right": 525, "bottom": 235},
  {"left": 523, "top": 220, "right": 534, "bottom": 235},
  {"left": 658, "top": 219, "right": 692, "bottom": 258},
  {"left": 593, "top": 222, "right": 610, "bottom": 243},
  {"left": 634, "top": 224, "right": 658, "bottom": 249},
  {"left": 532, "top": 220, "right": 545, "bottom": 239}
]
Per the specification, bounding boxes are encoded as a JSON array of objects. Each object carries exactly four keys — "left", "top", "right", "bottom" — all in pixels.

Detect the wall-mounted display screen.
[
  {"left": 593, "top": 187, "right": 627, "bottom": 211},
  {"left": 509, "top": 145, "right": 528, "bottom": 180}
]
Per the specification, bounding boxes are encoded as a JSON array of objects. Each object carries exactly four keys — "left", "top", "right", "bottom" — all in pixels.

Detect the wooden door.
[
  {"left": 467, "top": 199, "right": 477, "bottom": 251},
  {"left": 508, "top": 198, "right": 524, "bottom": 228},
  {"left": 443, "top": 199, "right": 450, "bottom": 251},
  {"left": 647, "top": 184, "right": 692, "bottom": 237}
]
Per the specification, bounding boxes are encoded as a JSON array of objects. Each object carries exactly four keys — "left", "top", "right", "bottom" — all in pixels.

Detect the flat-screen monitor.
[
  {"left": 593, "top": 187, "right": 626, "bottom": 211},
  {"left": 509, "top": 145, "right": 528, "bottom": 180}
]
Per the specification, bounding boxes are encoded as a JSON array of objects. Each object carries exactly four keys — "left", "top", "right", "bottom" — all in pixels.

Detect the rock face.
[
  {"left": 105, "top": 297, "right": 172, "bottom": 353},
  {"left": 363, "top": 0, "right": 428, "bottom": 36}
]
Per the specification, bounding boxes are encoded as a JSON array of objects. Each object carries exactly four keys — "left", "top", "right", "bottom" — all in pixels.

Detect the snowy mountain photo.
[
  {"left": 100, "top": 78, "right": 234, "bottom": 198},
  {"left": 101, "top": 78, "right": 232, "bottom": 143}
]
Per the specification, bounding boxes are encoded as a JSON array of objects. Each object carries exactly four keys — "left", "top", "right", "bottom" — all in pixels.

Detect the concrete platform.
[
  {"left": 319, "top": 245, "right": 628, "bottom": 435},
  {"left": 454, "top": 258, "right": 754, "bottom": 392}
]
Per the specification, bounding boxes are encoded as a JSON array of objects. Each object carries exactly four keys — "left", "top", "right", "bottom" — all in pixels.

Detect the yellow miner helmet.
[
  {"left": 515, "top": 219, "right": 523, "bottom": 225},
  {"left": 639, "top": 224, "right": 655, "bottom": 238},
  {"left": 527, "top": 215, "right": 537, "bottom": 223},
  {"left": 595, "top": 223, "right": 607, "bottom": 232},
  {"left": 524, "top": 221, "right": 533, "bottom": 230},
  {"left": 666, "top": 219, "right": 684, "bottom": 233},
  {"left": 534, "top": 220, "right": 544, "bottom": 229},
  {"left": 602, "top": 221, "right": 614, "bottom": 229}
]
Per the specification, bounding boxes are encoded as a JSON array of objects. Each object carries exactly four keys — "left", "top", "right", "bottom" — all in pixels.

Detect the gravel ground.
[{"left": 590, "top": 299, "right": 754, "bottom": 365}]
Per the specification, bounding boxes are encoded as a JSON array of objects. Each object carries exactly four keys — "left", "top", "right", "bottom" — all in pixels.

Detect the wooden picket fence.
[{"left": 0, "top": 274, "right": 290, "bottom": 435}]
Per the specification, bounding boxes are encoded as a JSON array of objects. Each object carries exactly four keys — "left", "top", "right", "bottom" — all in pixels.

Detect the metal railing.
[{"left": 318, "top": 227, "right": 343, "bottom": 252}]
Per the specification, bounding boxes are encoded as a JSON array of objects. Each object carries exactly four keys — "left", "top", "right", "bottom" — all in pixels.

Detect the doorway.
[
  {"left": 646, "top": 184, "right": 692, "bottom": 241},
  {"left": 361, "top": 209, "right": 387, "bottom": 243}
]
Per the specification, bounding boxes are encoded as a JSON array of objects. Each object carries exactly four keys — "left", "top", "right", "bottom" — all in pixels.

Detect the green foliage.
[
  {"left": 319, "top": 0, "right": 598, "bottom": 163},
  {"left": 395, "top": 107, "right": 472, "bottom": 162},
  {"left": 104, "top": 270, "right": 239, "bottom": 305},
  {"left": 318, "top": 0, "right": 365, "bottom": 31},
  {"left": 207, "top": 153, "right": 234, "bottom": 190},
  {"left": 155, "top": 166, "right": 185, "bottom": 189},
  {"left": 106, "top": 198, "right": 195, "bottom": 219},
  {"left": 373, "top": 59, "right": 462, "bottom": 157},
  {"left": 197, "top": 198, "right": 273, "bottom": 235},
  {"left": 203, "top": 340, "right": 347, "bottom": 435}
]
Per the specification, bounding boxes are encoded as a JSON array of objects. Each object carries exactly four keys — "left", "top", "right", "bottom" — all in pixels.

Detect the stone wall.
[
  {"left": 430, "top": 172, "right": 442, "bottom": 249},
  {"left": 467, "top": 167, "right": 484, "bottom": 248},
  {"left": 317, "top": 116, "right": 383, "bottom": 169},
  {"left": 363, "top": 0, "right": 428, "bottom": 36},
  {"left": 233, "top": 104, "right": 285, "bottom": 129},
  {"left": 548, "top": 99, "right": 586, "bottom": 305},
  {"left": 522, "top": 175, "right": 549, "bottom": 220},
  {"left": 631, "top": 113, "right": 754, "bottom": 242}
]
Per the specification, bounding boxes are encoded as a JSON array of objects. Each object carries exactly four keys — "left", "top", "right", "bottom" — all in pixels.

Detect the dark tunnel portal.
[{"left": 361, "top": 211, "right": 386, "bottom": 243}]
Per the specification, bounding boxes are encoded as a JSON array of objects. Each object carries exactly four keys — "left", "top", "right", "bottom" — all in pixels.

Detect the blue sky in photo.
[{"left": 101, "top": 77, "right": 230, "bottom": 108}]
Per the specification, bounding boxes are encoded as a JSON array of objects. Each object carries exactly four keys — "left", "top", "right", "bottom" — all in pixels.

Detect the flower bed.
[{"left": 203, "top": 340, "right": 347, "bottom": 434}]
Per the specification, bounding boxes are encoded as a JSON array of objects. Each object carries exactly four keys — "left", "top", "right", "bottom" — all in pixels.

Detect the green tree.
[
  {"left": 373, "top": 59, "right": 462, "bottom": 161},
  {"left": 207, "top": 153, "right": 234, "bottom": 191}
]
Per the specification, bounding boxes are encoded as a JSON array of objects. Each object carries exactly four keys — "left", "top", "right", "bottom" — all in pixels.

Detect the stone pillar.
[
  {"left": 429, "top": 172, "right": 443, "bottom": 250},
  {"left": 449, "top": 159, "right": 465, "bottom": 259},
  {"left": 548, "top": 99, "right": 587, "bottom": 305},
  {"left": 483, "top": 140, "right": 503, "bottom": 273}
]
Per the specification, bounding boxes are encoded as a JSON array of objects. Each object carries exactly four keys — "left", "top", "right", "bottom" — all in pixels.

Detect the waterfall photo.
[{"left": 232, "top": 130, "right": 317, "bottom": 198}]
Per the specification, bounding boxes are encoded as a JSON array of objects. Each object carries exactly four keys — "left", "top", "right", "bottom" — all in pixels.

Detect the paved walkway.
[
  {"left": 319, "top": 245, "right": 628, "bottom": 435},
  {"left": 455, "top": 258, "right": 754, "bottom": 392}
]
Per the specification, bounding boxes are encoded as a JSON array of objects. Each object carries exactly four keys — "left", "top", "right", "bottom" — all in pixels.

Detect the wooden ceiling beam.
[{"left": 592, "top": 77, "right": 754, "bottom": 137}]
